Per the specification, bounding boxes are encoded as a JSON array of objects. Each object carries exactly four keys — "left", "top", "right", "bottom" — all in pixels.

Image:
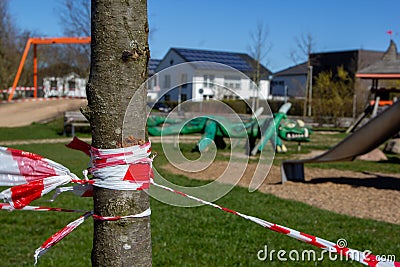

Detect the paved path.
[{"left": 0, "top": 99, "right": 87, "bottom": 127}]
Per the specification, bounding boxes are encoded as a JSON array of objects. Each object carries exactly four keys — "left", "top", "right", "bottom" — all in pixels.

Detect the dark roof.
[
  {"left": 357, "top": 40, "right": 400, "bottom": 77},
  {"left": 148, "top": 59, "right": 161, "bottom": 75},
  {"left": 170, "top": 48, "right": 272, "bottom": 79},
  {"left": 273, "top": 62, "right": 308, "bottom": 77}
]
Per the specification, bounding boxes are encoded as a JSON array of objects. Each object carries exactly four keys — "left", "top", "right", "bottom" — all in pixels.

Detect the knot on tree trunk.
[{"left": 121, "top": 49, "right": 140, "bottom": 62}]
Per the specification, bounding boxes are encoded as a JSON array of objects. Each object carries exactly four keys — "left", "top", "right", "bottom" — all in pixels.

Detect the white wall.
[{"left": 156, "top": 50, "right": 196, "bottom": 102}]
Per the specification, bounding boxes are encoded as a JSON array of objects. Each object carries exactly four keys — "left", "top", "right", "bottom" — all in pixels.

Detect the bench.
[{"left": 63, "top": 111, "right": 90, "bottom": 136}]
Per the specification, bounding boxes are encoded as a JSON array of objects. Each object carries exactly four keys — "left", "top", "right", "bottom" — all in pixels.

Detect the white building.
[
  {"left": 43, "top": 72, "right": 87, "bottom": 98},
  {"left": 147, "top": 48, "right": 272, "bottom": 102},
  {"left": 147, "top": 59, "right": 161, "bottom": 101}
]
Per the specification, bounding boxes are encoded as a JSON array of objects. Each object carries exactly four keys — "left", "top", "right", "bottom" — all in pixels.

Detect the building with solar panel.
[{"left": 148, "top": 48, "right": 272, "bottom": 103}]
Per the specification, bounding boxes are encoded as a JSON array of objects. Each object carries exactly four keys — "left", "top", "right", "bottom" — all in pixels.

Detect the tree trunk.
[{"left": 84, "top": 0, "right": 151, "bottom": 266}]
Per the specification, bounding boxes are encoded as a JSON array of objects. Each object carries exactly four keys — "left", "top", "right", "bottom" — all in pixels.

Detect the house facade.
[
  {"left": 147, "top": 59, "right": 162, "bottom": 101},
  {"left": 270, "top": 49, "right": 386, "bottom": 114},
  {"left": 270, "top": 62, "right": 308, "bottom": 99},
  {"left": 147, "top": 48, "right": 272, "bottom": 103},
  {"left": 43, "top": 72, "right": 87, "bottom": 98}
]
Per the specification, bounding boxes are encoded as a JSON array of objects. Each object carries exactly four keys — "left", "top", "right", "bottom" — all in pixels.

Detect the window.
[
  {"left": 224, "top": 76, "right": 241, "bottom": 90},
  {"left": 203, "top": 75, "right": 215, "bottom": 88},
  {"left": 164, "top": 94, "right": 170, "bottom": 102},
  {"left": 153, "top": 74, "right": 158, "bottom": 87},
  {"left": 68, "top": 80, "right": 76, "bottom": 89},
  {"left": 271, "top": 80, "right": 284, "bottom": 86},
  {"left": 50, "top": 80, "right": 57, "bottom": 89},
  {"left": 163, "top": 75, "right": 171, "bottom": 88},
  {"left": 181, "top": 94, "right": 187, "bottom": 102}
]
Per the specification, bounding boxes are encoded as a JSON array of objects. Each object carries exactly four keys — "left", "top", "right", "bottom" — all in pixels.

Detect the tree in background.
[
  {"left": 248, "top": 22, "right": 271, "bottom": 110},
  {"left": 313, "top": 66, "right": 354, "bottom": 126},
  {"left": 85, "top": 0, "right": 151, "bottom": 265},
  {"left": 289, "top": 33, "right": 317, "bottom": 116},
  {"left": 289, "top": 33, "right": 317, "bottom": 65},
  {"left": 0, "top": 0, "right": 29, "bottom": 89},
  {"left": 58, "top": 0, "right": 91, "bottom": 75},
  {"left": 0, "top": 0, "right": 89, "bottom": 96}
]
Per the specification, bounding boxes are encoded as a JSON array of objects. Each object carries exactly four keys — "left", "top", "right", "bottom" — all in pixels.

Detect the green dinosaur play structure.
[{"left": 147, "top": 103, "right": 311, "bottom": 154}]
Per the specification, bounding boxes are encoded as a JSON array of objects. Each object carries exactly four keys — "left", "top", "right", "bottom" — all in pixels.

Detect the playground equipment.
[
  {"left": 147, "top": 103, "right": 312, "bottom": 155},
  {"left": 282, "top": 99, "right": 400, "bottom": 182},
  {"left": 346, "top": 97, "right": 396, "bottom": 133},
  {"left": 7, "top": 37, "right": 91, "bottom": 101}
]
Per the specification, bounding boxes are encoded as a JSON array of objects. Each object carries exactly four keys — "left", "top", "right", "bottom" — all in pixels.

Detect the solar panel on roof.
[{"left": 176, "top": 48, "right": 254, "bottom": 72}]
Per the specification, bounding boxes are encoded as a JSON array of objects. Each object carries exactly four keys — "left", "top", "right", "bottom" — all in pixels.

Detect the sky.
[{"left": 8, "top": 0, "right": 400, "bottom": 72}]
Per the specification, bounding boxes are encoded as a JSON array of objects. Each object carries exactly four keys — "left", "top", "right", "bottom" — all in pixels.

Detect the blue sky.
[{"left": 8, "top": 0, "right": 400, "bottom": 72}]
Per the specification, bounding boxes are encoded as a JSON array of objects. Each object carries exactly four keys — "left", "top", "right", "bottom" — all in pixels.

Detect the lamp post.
[
  {"left": 284, "top": 85, "right": 288, "bottom": 104},
  {"left": 307, "top": 66, "right": 313, "bottom": 117}
]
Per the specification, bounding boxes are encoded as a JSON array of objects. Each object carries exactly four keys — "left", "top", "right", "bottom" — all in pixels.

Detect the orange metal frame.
[{"left": 7, "top": 37, "right": 91, "bottom": 101}]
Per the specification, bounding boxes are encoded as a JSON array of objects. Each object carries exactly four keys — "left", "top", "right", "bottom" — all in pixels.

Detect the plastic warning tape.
[
  {"left": 0, "top": 137, "right": 152, "bottom": 209},
  {"left": 33, "top": 208, "right": 151, "bottom": 264},
  {"left": 0, "top": 96, "right": 86, "bottom": 104},
  {"left": 0, "top": 140, "right": 152, "bottom": 263},
  {"left": 69, "top": 137, "right": 399, "bottom": 267},
  {"left": 1, "top": 138, "right": 398, "bottom": 266},
  {"left": 1, "top": 87, "right": 36, "bottom": 93},
  {"left": 151, "top": 180, "right": 399, "bottom": 267}
]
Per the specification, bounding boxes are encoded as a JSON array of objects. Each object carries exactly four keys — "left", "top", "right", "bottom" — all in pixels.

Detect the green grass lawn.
[
  {"left": 0, "top": 143, "right": 398, "bottom": 266},
  {"left": 0, "top": 118, "right": 91, "bottom": 141},
  {"left": 0, "top": 119, "right": 64, "bottom": 141}
]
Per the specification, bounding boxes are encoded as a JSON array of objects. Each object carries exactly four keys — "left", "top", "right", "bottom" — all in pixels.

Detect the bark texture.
[{"left": 86, "top": 0, "right": 151, "bottom": 266}]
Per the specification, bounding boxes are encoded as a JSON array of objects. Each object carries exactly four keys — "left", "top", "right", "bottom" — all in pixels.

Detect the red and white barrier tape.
[
  {"left": 1, "top": 87, "right": 37, "bottom": 93},
  {"left": 151, "top": 180, "right": 399, "bottom": 267},
  {"left": 0, "top": 203, "right": 86, "bottom": 213},
  {"left": 0, "top": 140, "right": 152, "bottom": 263},
  {"left": 33, "top": 208, "right": 151, "bottom": 264},
  {"left": 1, "top": 96, "right": 86, "bottom": 104},
  {"left": 0, "top": 138, "right": 398, "bottom": 266},
  {"left": 0, "top": 146, "right": 81, "bottom": 208}
]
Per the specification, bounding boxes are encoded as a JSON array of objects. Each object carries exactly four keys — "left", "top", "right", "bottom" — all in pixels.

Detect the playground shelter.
[{"left": 356, "top": 39, "right": 400, "bottom": 103}]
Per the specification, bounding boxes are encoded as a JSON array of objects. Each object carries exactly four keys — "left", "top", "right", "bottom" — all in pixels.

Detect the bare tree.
[
  {"left": 59, "top": 0, "right": 91, "bottom": 37},
  {"left": 84, "top": 0, "right": 151, "bottom": 266},
  {"left": 248, "top": 22, "right": 271, "bottom": 110},
  {"left": 58, "top": 0, "right": 91, "bottom": 74},
  {"left": 289, "top": 32, "right": 317, "bottom": 117},
  {"left": 0, "top": 0, "right": 25, "bottom": 89},
  {"left": 289, "top": 32, "right": 316, "bottom": 65}
]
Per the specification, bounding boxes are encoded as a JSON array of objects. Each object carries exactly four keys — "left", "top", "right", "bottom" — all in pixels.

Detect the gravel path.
[{"left": 162, "top": 161, "right": 400, "bottom": 224}]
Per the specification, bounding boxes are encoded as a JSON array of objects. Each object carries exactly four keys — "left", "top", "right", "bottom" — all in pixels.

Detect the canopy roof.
[{"left": 356, "top": 40, "right": 400, "bottom": 79}]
